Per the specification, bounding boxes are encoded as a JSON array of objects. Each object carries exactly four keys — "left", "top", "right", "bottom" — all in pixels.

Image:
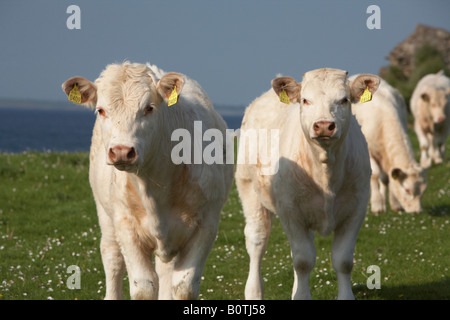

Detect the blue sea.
[{"left": 0, "top": 101, "right": 245, "bottom": 154}]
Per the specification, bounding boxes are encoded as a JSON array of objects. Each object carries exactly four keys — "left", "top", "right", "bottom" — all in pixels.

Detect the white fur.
[{"left": 351, "top": 76, "right": 427, "bottom": 214}]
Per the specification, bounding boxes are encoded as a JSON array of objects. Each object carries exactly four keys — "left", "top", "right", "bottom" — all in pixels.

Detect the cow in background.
[
  {"left": 351, "top": 76, "right": 426, "bottom": 214},
  {"left": 410, "top": 70, "right": 450, "bottom": 168}
]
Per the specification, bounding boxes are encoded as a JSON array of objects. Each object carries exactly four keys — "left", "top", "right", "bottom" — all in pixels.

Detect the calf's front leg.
[
  {"left": 171, "top": 209, "right": 220, "bottom": 300},
  {"left": 277, "top": 211, "right": 315, "bottom": 300},
  {"left": 114, "top": 214, "right": 159, "bottom": 300},
  {"left": 238, "top": 178, "right": 273, "bottom": 300},
  {"left": 369, "top": 158, "right": 386, "bottom": 214},
  {"left": 331, "top": 208, "right": 366, "bottom": 300},
  {"left": 97, "top": 205, "right": 126, "bottom": 300}
]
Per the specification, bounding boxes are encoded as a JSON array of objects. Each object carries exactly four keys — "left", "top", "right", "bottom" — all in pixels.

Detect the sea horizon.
[{"left": 0, "top": 99, "right": 246, "bottom": 154}]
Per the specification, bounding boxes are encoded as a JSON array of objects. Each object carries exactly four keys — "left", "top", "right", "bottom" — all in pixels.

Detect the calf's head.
[
  {"left": 62, "top": 62, "right": 184, "bottom": 172},
  {"left": 420, "top": 88, "right": 450, "bottom": 124},
  {"left": 272, "top": 68, "right": 379, "bottom": 146},
  {"left": 390, "top": 166, "right": 427, "bottom": 213}
]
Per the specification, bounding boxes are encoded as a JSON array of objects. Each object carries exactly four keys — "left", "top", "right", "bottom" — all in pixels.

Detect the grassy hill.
[{"left": 0, "top": 128, "right": 449, "bottom": 300}]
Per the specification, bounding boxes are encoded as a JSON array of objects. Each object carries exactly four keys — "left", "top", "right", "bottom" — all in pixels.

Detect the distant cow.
[
  {"left": 410, "top": 70, "right": 450, "bottom": 168},
  {"left": 62, "top": 62, "right": 234, "bottom": 299},
  {"left": 235, "top": 68, "right": 379, "bottom": 299},
  {"left": 351, "top": 76, "right": 427, "bottom": 213}
]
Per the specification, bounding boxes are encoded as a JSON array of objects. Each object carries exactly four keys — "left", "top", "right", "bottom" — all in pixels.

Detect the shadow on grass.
[
  {"left": 423, "top": 204, "right": 450, "bottom": 217},
  {"left": 355, "top": 277, "right": 450, "bottom": 300}
]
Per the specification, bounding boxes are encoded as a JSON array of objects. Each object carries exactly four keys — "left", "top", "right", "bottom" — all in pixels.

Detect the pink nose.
[
  {"left": 313, "top": 121, "right": 336, "bottom": 137},
  {"left": 108, "top": 145, "right": 138, "bottom": 164},
  {"left": 436, "top": 115, "right": 446, "bottom": 123}
]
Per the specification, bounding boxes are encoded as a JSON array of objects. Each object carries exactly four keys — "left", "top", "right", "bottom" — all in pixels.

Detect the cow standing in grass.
[
  {"left": 62, "top": 62, "right": 234, "bottom": 299},
  {"left": 235, "top": 68, "right": 379, "bottom": 300},
  {"left": 410, "top": 70, "right": 450, "bottom": 168},
  {"left": 351, "top": 76, "right": 427, "bottom": 214}
]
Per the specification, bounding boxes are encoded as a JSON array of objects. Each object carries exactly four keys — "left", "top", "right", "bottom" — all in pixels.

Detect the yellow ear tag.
[
  {"left": 360, "top": 86, "right": 372, "bottom": 103},
  {"left": 167, "top": 86, "right": 179, "bottom": 107},
  {"left": 68, "top": 83, "right": 82, "bottom": 104},
  {"left": 279, "top": 89, "right": 290, "bottom": 104}
]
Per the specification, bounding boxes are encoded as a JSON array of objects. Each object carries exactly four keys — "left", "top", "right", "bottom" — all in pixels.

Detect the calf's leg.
[
  {"left": 331, "top": 208, "right": 366, "bottom": 300},
  {"left": 237, "top": 178, "right": 273, "bottom": 300},
  {"left": 414, "top": 122, "right": 431, "bottom": 168},
  {"left": 113, "top": 214, "right": 158, "bottom": 300},
  {"left": 97, "top": 205, "right": 126, "bottom": 300},
  {"left": 171, "top": 207, "right": 220, "bottom": 300},
  {"left": 388, "top": 186, "right": 403, "bottom": 212},
  {"left": 369, "top": 158, "right": 386, "bottom": 214},
  {"left": 286, "top": 226, "right": 315, "bottom": 300},
  {"left": 276, "top": 206, "right": 315, "bottom": 300},
  {"left": 156, "top": 256, "right": 175, "bottom": 299},
  {"left": 432, "top": 134, "right": 446, "bottom": 165}
]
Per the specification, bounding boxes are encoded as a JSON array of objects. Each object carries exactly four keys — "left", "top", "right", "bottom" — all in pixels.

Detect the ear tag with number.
[
  {"left": 279, "top": 89, "right": 290, "bottom": 104},
  {"left": 167, "top": 86, "right": 179, "bottom": 106},
  {"left": 360, "top": 86, "right": 372, "bottom": 103},
  {"left": 68, "top": 83, "right": 82, "bottom": 104}
]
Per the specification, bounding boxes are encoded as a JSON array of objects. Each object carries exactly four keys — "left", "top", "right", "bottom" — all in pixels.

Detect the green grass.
[{"left": 0, "top": 129, "right": 449, "bottom": 300}]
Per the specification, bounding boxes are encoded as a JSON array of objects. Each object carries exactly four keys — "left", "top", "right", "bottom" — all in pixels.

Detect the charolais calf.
[
  {"left": 410, "top": 70, "right": 450, "bottom": 168},
  {"left": 62, "top": 62, "right": 234, "bottom": 299},
  {"left": 236, "top": 68, "right": 379, "bottom": 299},
  {"left": 351, "top": 76, "right": 426, "bottom": 214}
]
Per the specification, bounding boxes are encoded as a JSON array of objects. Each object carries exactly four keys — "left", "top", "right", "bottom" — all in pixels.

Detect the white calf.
[
  {"left": 410, "top": 70, "right": 450, "bottom": 168},
  {"left": 62, "top": 62, "right": 234, "bottom": 299},
  {"left": 351, "top": 76, "right": 427, "bottom": 213},
  {"left": 236, "top": 68, "right": 380, "bottom": 299}
]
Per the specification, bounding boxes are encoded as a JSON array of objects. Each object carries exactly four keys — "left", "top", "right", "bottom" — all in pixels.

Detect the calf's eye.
[
  {"left": 340, "top": 97, "right": 349, "bottom": 105},
  {"left": 96, "top": 107, "right": 106, "bottom": 117},
  {"left": 302, "top": 98, "right": 310, "bottom": 105},
  {"left": 144, "top": 103, "right": 155, "bottom": 116}
]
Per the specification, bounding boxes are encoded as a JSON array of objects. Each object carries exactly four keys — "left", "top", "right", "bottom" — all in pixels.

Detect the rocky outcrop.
[{"left": 379, "top": 24, "right": 450, "bottom": 78}]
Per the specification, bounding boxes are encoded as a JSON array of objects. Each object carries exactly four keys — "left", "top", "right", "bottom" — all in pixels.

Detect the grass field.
[{"left": 0, "top": 129, "right": 449, "bottom": 300}]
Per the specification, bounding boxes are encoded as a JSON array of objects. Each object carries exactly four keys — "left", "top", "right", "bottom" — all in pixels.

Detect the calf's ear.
[
  {"left": 391, "top": 168, "right": 406, "bottom": 181},
  {"left": 62, "top": 76, "right": 97, "bottom": 108},
  {"left": 420, "top": 93, "right": 430, "bottom": 103},
  {"left": 349, "top": 74, "right": 380, "bottom": 103},
  {"left": 156, "top": 72, "right": 185, "bottom": 104},
  {"left": 271, "top": 76, "right": 301, "bottom": 103}
]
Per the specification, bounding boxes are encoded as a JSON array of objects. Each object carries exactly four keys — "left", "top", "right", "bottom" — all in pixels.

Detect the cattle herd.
[{"left": 61, "top": 62, "right": 450, "bottom": 300}]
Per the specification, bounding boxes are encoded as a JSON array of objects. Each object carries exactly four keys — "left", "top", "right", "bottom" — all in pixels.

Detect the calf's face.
[
  {"left": 62, "top": 63, "right": 184, "bottom": 172},
  {"left": 421, "top": 89, "right": 450, "bottom": 124},
  {"left": 390, "top": 166, "right": 427, "bottom": 213},
  {"left": 272, "top": 69, "right": 380, "bottom": 147}
]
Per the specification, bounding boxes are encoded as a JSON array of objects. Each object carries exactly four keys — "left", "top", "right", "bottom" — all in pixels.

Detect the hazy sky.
[{"left": 0, "top": 0, "right": 449, "bottom": 107}]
